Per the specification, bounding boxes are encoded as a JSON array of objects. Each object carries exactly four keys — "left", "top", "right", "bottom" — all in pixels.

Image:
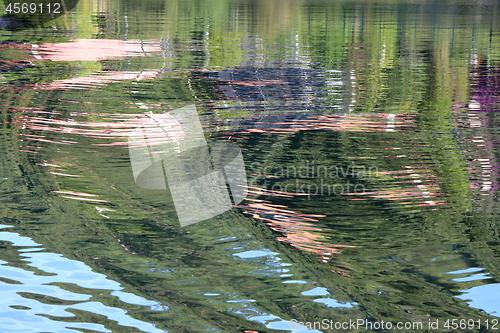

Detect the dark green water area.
[{"left": 1, "top": 0, "right": 500, "bottom": 332}]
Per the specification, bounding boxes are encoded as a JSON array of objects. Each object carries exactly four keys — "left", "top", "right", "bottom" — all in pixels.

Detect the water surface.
[{"left": 1, "top": 0, "right": 500, "bottom": 332}]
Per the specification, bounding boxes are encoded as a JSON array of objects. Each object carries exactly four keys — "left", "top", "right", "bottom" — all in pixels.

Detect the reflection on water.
[
  {"left": 0, "top": 221, "right": 361, "bottom": 332},
  {"left": 456, "top": 283, "right": 500, "bottom": 317},
  {"left": 2, "top": 0, "right": 500, "bottom": 332},
  {"left": 0, "top": 225, "right": 168, "bottom": 333},
  {"left": 230, "top": 248, "right": 357, "bottom": 332},
  {"left": 446, "top": 265, "right": 500, "bottom": 318}
]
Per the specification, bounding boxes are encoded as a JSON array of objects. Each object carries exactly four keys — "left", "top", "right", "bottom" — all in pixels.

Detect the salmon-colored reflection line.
[
  {"left": 33, "top": 39, "right": 162, "bottom": 62},
  {"left": 240, "top": 113, "right": 416, "bottom": 135},
  {"left": 53, "top": 191, "right": 99, "bottom": 197},
  {"left": 49, "top": 172, "right": 83, "bottom": 177},
  {"left": 238, "top": 186, "right": 355, "bottom": 261},
  {"left": 59, "top": 196, "right": 110, "bottom": 203}
]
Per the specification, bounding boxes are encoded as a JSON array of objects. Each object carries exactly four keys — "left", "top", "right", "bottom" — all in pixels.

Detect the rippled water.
[{"left": 1, "top": 0, "right": 500, "bottom": 332}]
